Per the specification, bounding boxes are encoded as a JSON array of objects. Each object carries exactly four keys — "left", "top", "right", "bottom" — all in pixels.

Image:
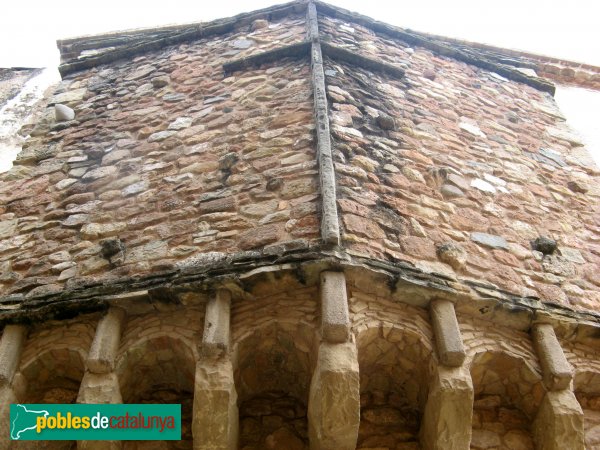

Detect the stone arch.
[
  {"left": 573, "top": 369, "right": 600, "bottom": 448},
  {"left": 12, "top": 320, "right": 93, "bottom": 450},
  {"left": 355, "top": 323, "right": 435, "bottom": 449},
  {"left": 116, "top": 333, "right": 197, "bottom": 450},
  {"left": 233, "top": 321, "right": 315, "bottom": 450},
  {"left": 18, "top": 347, "right": 86, "bottom": 404},
  {"left": 468, "top": 350, "right": 544, "bottom": 450}
]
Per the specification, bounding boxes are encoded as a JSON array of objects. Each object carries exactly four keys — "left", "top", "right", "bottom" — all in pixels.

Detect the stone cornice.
[{"left": 1, "top": 247, "right": 600, "bottom": 348}]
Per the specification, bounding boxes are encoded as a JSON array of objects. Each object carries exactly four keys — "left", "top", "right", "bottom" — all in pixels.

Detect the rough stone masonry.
[{"left": 0, "top": 1, "right": 600, "bottom": 449}]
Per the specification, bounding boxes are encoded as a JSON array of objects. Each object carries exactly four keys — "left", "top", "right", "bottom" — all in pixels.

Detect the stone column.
[
  {"left": 421, "top": 300, "right": 472, "bottom": 450},
  {"left": 0, "top": 325, "right": 27, "bottom": 450},
  {"left": 77, "top": 307, "right": 126, "bottom": 450},
  {"left": 533, "top": 390, "right": 585, "bottom": 450},
  {"left": 193, "top": 288, "right": 238, "bottom": 450},
  {"left": 421, "top": 365, "right": 473, "bottom": 450},
  {"left": 531, "top": 323, "right": 584, "bottom": 450},
  {"left": 308, "top": 271, "right": 360, "bottom": 450}
]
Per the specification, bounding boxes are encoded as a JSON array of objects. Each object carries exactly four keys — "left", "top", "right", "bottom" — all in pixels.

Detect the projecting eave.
[{"left": 54, "top": 0, "right": 566, "bottom": 95}]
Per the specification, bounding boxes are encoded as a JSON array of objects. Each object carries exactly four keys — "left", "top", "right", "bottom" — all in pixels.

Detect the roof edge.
[{"left": 57, "top": 1, "right": 307, "bottom": 76}]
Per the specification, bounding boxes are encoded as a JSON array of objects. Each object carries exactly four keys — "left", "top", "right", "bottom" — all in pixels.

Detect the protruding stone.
[
  {"left": 218, "top": 152, "right": 238, "bottom": 170},
  {"left": 151, "top": 75, "right": 169, "bottom": 88},
  {"left": 423, "top": 68, "right": 437, "bottom": 80},
  {"left": 0, "top": 325, "right": 27, "bottom": 386},
  {"left": 100, "top": 238, "right": 126, "bottom": 262},
  {"left": 308, "top": 341, "right": 360, "bottom": 450},
  {"left": 533, "top": 390, "right": 585, "bottom": 450},
  {"left": 430, "top": 300, "right": 466, "bottom": 367},
  {"left": 202, "top": 289, "right": 231, "bottom": 357},
  {"left": 532, "top": 236, "right": 557, "bottom": 255},
  {"left": 376, "top": 112, "right": 396, "bottom": 130},
  {"left": 436, "top": 242, "right": 467, "bottom": 271},
  {"left": 55, "top": 103, "right": 75, "bottom": 122},
  {"left": 532, "top": 323, "right": 573, "bottom": 390},
  {"left": 193, "top": 359, "right": 238, "bottom": 450},
  {"left": 421, "top": 365, "right": 473, "bottom": 450},
  {"left": 320, "top": 271, "right": 350, "bottom": 343},
  {"left": 567, "top": 180, "right": 588, "bottom": 194},
  {"left": 251, "top": 19, "right": 268, "bottom": 30},
  {"left": 86, "top": 307, "right": 126, "bottom": 374}
]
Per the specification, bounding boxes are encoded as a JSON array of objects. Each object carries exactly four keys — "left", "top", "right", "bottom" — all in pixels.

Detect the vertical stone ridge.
[
  {"left": 532, "top": 323, "right": 573, "bottom": 391},
  {"left": 307, "top": 1, "right": 341, "bottom": 246}
]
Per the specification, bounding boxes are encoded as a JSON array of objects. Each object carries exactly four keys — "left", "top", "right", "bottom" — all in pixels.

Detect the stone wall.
[
  {"left": 0, "top": 13, "right": 320, "bottom": 299},
  {"left": 319, "top": 13, "right": 600, "bottom": 314}
]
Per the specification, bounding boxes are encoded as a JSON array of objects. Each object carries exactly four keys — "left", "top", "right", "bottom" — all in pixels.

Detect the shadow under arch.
[
  {"left": 12, "top": 347, "right": 87, "bottom": 450},
  {"left": 116, "top": 334, "right": 197, "bottom": 450},
  {"left": 355, "top": 323, "right": 435, "bottom": 449},
  {"left": 232, "top": 321, "right": 315, "bottom": 450},
  {"left": 573, "top": 369, "right": 600, "bottom": 448},
  {"left": 468, "top": 350, "right": 545, "bottom": 450}
]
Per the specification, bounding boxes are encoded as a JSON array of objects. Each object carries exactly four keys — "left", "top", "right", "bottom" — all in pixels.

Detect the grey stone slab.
[{"left": 470, "top": 232, "right": 508, "bottom": 250}]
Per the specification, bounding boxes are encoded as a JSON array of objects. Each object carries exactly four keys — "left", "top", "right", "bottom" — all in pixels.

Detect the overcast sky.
[{"left": 1, "top": 0, "right": 599, "bottom": 68}]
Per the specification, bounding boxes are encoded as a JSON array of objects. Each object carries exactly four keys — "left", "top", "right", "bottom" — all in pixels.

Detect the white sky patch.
[
  {"left": 555, "top": 86, "right": 600, "bottom": 167},
  {"left": 0, "top": 0, "right": 599, "bottom": 67}
]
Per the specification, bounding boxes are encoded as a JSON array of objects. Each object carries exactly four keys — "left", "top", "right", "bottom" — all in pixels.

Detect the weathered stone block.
[
  {"left": 86, "top": 308, "right": 126, "bottom": 374},
  {"left": 308, "top": 341, "right": 360, "bottom": 450},
  {"left": 202, "top": 289, "right": 231, "bottom": 357},
  {"left": 430, "top": 300, "right": 466, "bottom": 367},
  {"left": 320, "top": 271, "right": 350, "bottom": 343},
  {"left": 532, "top": 323, "right": 573, "bottom": 391},
  {"left": 55, "top": 103, "right": 75, "bottom": 121},
  {"left": 77, "top": 372, "right": 122, "bottom": 404},
  {"left": 193, "top": 360, "right": 238, "bottom": 450},
  {"left": 421, "top": 365, "right": 473, "bottom": 450},
  {"left": 533, "top": 390, "right": 585, "bottom": 450},
  {"left": 0, "top": 325, "right": 27, "bottom": 387},
  {"left": 0, "top": 386, "right": 18, "bottom": 448}
]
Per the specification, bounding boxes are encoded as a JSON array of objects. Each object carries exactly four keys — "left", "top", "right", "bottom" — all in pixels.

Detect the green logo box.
[{"left": 10, "top": 404, "right": 181, "bottom": 441}]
